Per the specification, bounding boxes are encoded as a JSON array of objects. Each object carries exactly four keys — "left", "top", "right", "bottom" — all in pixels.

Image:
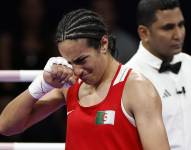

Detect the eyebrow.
[
  {"left": 161, "top": 19, "right": 185, "bottom": 29},
  {"left": 70, "top": 56, "right": 88, "bottom": 64}
]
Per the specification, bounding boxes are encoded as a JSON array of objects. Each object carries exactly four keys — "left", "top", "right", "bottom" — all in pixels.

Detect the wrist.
[{"left": 28, "top": 73, "right": 55, "bottom": 100}]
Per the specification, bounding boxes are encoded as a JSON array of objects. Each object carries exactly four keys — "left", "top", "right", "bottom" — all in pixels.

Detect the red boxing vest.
[{"left": 66, "top": 65, "right": 143, "bottom": 150}]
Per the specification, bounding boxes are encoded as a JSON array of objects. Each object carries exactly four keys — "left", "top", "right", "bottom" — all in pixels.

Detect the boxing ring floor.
[{"left": 0, "top": 70, "right": 65, "bottom": 150}]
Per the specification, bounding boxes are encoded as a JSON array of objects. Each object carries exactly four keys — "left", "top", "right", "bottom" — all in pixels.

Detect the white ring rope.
[
  {"left": 0, "top": 70, "right": 42, "bottom": 82},
  {"left": 0, "top": 143, "right": 65, "bottom": 150}
]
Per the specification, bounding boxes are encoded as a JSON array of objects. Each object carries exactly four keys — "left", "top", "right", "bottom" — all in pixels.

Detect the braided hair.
[{"left": 56, "top": 9, "right": 116, "bottom": 56}]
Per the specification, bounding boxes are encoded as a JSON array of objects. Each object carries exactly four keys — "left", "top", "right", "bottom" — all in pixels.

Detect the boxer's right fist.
[
  {"left": 43, "top": 57, "right": 76, "bottom": 88},
  {"left": 28, "top": 57, "right": 76, "bottom": 100}
]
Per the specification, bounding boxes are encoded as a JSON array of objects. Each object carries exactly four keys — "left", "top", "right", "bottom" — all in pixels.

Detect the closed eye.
[
  {"left": 161, "top": 24, "right": 175, "bottom": 30},
  {"left": 73, "top": 56, "right": 88, "bottom": 65},
  {"left": 161, "top": 20, "right": 185, "bottom": 31}
]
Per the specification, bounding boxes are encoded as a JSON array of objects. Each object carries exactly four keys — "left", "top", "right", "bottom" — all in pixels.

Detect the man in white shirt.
[{"left": 126, "top": 0, "right": 191, "bottom": 149}]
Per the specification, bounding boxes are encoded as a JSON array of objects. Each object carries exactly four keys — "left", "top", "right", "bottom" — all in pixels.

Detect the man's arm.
[{"left": 123, "top": 71, "right": 170, "bottom": 150}]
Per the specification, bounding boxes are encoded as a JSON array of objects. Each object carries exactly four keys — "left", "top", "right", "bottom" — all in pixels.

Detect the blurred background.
[{"left": 0, "top": 0, "right": 190, "bottom": 142}]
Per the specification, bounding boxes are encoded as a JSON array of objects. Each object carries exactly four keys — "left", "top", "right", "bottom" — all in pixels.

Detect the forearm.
[
  {"left": 24, "top": 88, "right": 66, "bottom": 130},
  {"left": 0, "top": 88, "right": 65, "bottom": 136},
  {"left": 0, "top": 90, "right": 36, "bottom": 135}
]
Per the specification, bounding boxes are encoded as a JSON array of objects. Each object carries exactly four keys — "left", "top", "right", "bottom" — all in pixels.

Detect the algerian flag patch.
[{"left": 96, "top": 110, "right": 115, "bottom": 125}]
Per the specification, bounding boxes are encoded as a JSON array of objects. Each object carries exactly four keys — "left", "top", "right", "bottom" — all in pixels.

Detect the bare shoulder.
[
  {"left": 122, "top": 69, "right": 161, "bottom": 116},
  {"left": 126, "top": 69, "right": 155, "bottom": 94}
]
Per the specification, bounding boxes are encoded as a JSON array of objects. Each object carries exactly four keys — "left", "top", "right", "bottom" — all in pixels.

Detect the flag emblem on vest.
[{"left": 96, "top": 110, "right": 115, "bottom": 125}]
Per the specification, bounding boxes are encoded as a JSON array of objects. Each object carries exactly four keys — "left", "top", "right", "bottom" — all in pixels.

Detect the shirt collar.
[
  {"left": 136, "top": 42, "right": 182, "bottom": 70},
  {"left": 136, "top": 42, "right": 162, "bottom": 70}
]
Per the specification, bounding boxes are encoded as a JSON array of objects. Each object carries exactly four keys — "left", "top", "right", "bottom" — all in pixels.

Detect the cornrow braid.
[
  {"left": 56, "top": 9, "right": 107, "bottom": 41},
  {"left": 55, "top": 9, "right": 116, "bottom": 56}
]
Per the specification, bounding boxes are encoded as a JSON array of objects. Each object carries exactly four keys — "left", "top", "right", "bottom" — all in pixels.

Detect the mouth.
[{"left": 171, "top": 43, "right": 183, "bottom": 49}]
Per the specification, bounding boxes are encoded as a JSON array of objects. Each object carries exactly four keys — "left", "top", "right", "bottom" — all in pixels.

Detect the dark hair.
[
  {"left": 56, "top": 9, "right": 116, "bottom": 56},
  {"left": 137, "top": 0, "right": 180, "bottom": 26}
]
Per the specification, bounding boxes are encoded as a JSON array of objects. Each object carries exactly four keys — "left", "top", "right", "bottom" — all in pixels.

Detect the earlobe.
[
  {"left": 100, "top": 35, "right": 109, "bottom": 53},
  {"left": 138, "top": 25, "right": 149, "bottom": 43}
]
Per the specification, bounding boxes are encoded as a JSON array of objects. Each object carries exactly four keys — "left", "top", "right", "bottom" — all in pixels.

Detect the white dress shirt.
[{"left": 126, "top": 42, "right": 191, "bottom": 150}]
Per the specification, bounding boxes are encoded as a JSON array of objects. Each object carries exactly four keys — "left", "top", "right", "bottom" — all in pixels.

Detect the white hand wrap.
[
  {"left": 28, "top": 73, "right": 55, "bottom": 99},
  {"left": 28, "top": 57, "right": 72, "bottom": 100},
  {"left": 44, "top": 57, "right": 73, "bottom": 88},
  {"left": 44, "top": 57, "right": 72, "bottom": 72}
]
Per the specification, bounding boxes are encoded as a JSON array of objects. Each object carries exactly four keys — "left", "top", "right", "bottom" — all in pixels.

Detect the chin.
[{"left": 173, "top": 48, "right": 182, "bottom": 55}]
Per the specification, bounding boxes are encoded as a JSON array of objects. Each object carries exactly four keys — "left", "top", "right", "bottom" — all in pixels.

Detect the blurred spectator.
[
  {"left": 90, "top": 0, "right": 139, "bottom": 63},
  {"left": 0, "top": 32, "right": 14, "bottom": 95},
  {"left": 0, "top": 0, "right": 65, "bottom": 142},
  {"left": 12, "top": 0, "right": 54, "bottom": 70}
]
